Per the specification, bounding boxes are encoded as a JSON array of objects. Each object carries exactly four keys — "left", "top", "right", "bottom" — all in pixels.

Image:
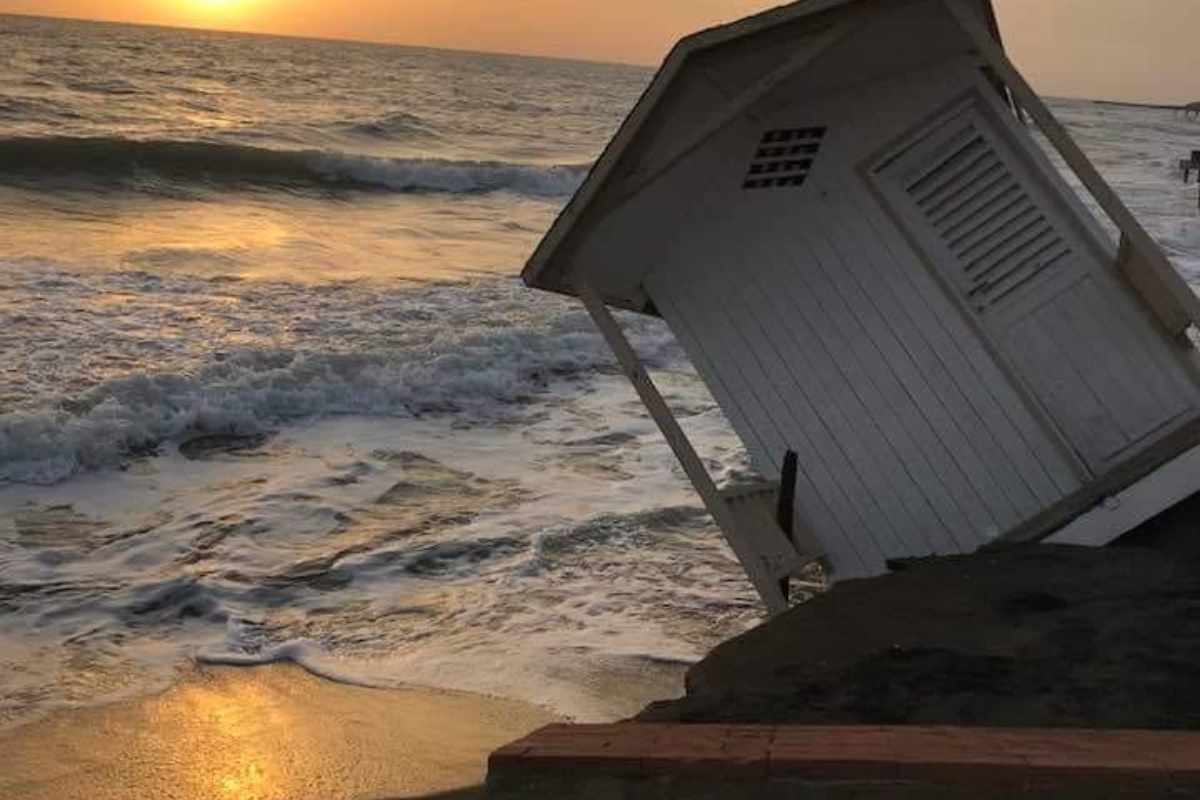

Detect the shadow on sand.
[{"left": 380, "top": 788, "right": 485, "bottom": 800}]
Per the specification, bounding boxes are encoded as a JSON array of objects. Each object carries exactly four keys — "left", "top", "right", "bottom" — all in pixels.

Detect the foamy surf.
[
  {"left": 196, "top": 639, "right": 384, "bottom": 690},
  {"left": 1, "top": 401, "right": 761, "bottom": 726},
  {"left": 197, "top": 637, "right": 698, "bottom": 722},
  {"left": 0, "top": 268, "right": 682, "bottom": 485}
]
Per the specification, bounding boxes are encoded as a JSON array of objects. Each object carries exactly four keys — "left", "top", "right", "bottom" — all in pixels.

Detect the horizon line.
[
  {"left": 2, "top": 10, "right": 1190, "bottom": 108},
  {"left": 0, "top": 10, "right": 655, "bottom": 70}
]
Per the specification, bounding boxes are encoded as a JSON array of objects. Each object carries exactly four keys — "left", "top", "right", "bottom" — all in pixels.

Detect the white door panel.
[{"left": 873, "top": 96, "right": 1199, "bottom": 473}]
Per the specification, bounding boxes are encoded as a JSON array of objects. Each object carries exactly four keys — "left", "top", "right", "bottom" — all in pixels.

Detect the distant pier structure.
[
  {"left": 1182, "top": 151, "right": 1200, "bottom": 183},
  {"left": 1093, "top": 99, "right": 1198, "bottom": 116},
  {"left": 1173, "top": 103, "right": 1200, "bottom": 208}
]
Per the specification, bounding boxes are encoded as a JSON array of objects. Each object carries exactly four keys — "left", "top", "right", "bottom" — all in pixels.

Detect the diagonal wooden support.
[
  {"left": 578, "top": 281, "right": 806, "bottom": 614},
  {"left": 942, "top": 0, "right": 1200, "bottom": 338}
]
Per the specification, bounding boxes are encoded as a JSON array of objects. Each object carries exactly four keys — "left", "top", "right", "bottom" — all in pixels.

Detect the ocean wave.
[
  {"left": 0, "top": 135, "right": 590, "bottom": 197},
  {"left": 0, "top": 344, "right": 596, "bottom": 485},
  {"left": 340, "top": 111, "right": 440, "bottom": 141},
  {"left": 0, "top": 271, "right": 683, "bottom": 485},
  {"left": 518, "top": 507, "right": 711, "bottom": 576},
  {"left": 63, "top": 77, "right": 143, "bottom": 96}
]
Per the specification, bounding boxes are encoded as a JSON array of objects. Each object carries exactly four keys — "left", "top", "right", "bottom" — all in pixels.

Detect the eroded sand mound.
[{"left": 640, "top": 540, "right": 1200, "bottom": 729}]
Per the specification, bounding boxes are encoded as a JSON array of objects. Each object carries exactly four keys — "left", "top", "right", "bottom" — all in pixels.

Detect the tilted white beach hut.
[{"left": 523, "top": 0, "right": 1200, "bottom": 613}]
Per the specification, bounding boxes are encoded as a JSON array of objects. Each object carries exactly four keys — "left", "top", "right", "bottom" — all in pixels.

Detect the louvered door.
[
  {"left": 873, "top": 97, "right": 1198, "bottom": 474},
  {"left": 903, "top": 125, "right": 1073, "bottom": 316}
]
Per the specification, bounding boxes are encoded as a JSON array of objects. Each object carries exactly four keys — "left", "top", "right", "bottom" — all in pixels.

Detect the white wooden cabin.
[{"left": 523, "top": 0, "right": 1200, "bottom": 613}]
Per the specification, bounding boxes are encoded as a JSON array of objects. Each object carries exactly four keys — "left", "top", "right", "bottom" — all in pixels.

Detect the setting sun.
[{"left": 181, "top": 0, "right": 248, "bottom": 21}]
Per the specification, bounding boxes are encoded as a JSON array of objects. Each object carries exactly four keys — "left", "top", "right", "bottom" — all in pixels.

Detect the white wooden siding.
[
  {"left": 873, "top": 96, "right": 1200, "bottom": 474},
  {"left": 888, "top": 119, "right": 1074, "bottom": 313},
  {"left": 551, "top": 0, "right": 1199, "bottom": 580},
  {"left": 564, "top": 0, "right": 986, "bottom": 303},
  {"left": 643, "top": 59, "right": 1088, "bottom": 579}
]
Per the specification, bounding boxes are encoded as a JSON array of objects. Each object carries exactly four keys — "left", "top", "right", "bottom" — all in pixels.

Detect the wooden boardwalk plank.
[{"left": 489, "top": 723, "right": 1200, "bottom": 796}]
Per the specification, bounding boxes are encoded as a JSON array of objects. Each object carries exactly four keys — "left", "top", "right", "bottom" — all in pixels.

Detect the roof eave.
[
  {"left": 522, "top": 2, "right": 845, "bottom": 298},
  {"left": 520, "top": 33, "right": 693, "bottom": 297}
]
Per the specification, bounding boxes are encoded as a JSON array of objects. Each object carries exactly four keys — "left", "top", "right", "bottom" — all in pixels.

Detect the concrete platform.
[{"left": 486, "top": 723, "right": 1200, "bottom": 798}]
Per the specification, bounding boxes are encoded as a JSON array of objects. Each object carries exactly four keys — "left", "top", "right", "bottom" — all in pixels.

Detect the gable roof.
[{"left": 522, "top": 0, "right": 1007, "bottom": 310}]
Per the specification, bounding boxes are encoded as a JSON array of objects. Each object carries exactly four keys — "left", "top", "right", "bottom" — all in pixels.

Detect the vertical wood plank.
[
  {"left": 741, "top": 206, "right": 969, "bottom": 555},
  {"left": 846, "top": 176, "right": 1083, "bottom": 502},
  {"left": 650, "top": 150, "right": 882, "bottom": 578},
  {"left": 651, "top": 279, "right": 857, "bottom": 574},
  {"left": 677, "top": 227, "right": 886, "bottom": 575},
  {"left": 1004, "top": 307, "right": 1128, "bottom": 463},
  {"left": 1058, "top": 280, "right": 1180, "bottom": 440},
  {"left": 578, "top": 282, "right": 795, "bottom": 613},
  {"left": 824, "top": 180, "right": 1048, "bottom": 522},
  {"left": 682, "top": 168, "right": 906, "bottom": 570},
  {"left": 650, "top": 285, "right": 774, "bottom": 471},
  {"left": 797, "top": 190, "right": 1027, "bottom": 537},
  {"left": 845, "top": 63, "right": 1085, "bottom": 500}
]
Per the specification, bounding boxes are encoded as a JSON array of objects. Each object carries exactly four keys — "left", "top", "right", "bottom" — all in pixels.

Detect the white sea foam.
[
  {"left": 310, "top": 152, "right": 591, "bottom": 196},
  {"left": 1, "top": 388, "right": 760, "bottom": 726},
  {"left": 178, "top": 412, "right": 760, "bottom": 722},
  {"left": 0, "top": 267, "right": 683, "bottom": 485},
  {"left": 197, "top": 639, "right": 377, "bottom": 688}
]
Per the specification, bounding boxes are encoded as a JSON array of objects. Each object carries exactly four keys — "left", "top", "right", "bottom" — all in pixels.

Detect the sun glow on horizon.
[
  {"left": 0, "top": 0, "right": 1195, "bottom": 101},
  {"left": 182, "top": 0, "right": 249, "bottom": 20}
]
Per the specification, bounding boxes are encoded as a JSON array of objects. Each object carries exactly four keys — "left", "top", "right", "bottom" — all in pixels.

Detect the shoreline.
[{"left": 0, "top": 662, "right": 560, "bottom": 800}]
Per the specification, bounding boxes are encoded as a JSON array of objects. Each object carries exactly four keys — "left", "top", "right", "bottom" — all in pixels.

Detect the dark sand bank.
[
  {"left": 0, "top": 663, "right": 558, "bottom": 800},
  {"left": 639, "top": 531, "right": 1200, "bottom": 728}
]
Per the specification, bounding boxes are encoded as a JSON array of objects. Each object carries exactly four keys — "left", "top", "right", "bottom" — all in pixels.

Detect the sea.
[{"left": 2, "top": 13, "right": 1199, "bottom": 728}]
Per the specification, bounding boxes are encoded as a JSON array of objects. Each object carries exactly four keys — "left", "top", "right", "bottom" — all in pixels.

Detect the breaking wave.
[
  {"left": 0, "top": 135, "right": 590, "bottom": 197},
  {"left": 0, "top": 336, "right": 656, "bottom": 485},
  {"left": 0, "top": 271, "right": 684, "bottom": 486}
]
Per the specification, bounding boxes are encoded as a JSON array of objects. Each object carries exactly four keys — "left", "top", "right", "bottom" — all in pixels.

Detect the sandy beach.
[{"left": 0, "top": 663, "right": 558, "bottom": 800}]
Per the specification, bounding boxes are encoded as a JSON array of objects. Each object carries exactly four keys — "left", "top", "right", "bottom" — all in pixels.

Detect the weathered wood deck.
[{"left": 487, "top": 723, "right": 1200, "bottom": 798}]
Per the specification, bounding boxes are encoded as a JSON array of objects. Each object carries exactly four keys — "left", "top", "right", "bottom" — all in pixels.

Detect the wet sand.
[{"left": 0, "top": 663, "right": 559, "bottom": 800}]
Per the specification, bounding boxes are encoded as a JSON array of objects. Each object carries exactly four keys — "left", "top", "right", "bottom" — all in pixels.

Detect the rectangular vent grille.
[
  {"left": 904, "top": 124, "right": 1072, "bottom": 312},
  {"left": 743, "top": 127, "right": 826, "bottom": 190}
]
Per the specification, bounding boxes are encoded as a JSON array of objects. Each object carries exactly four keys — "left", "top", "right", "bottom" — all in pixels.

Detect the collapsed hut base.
[{"left": 637, "top": 492, "right": 1200, "bottom": 730}]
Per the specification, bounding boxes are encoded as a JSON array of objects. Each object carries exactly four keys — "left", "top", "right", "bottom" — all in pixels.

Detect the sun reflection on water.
[
  {"left": 0, "top": 662, "right": 558, "bottom": 799},
  {"left": 221, "top": 763, "right": 268, "bottom": 798},
  {"left": 157, "top": 677, "right": 291, "bottom": 799}
]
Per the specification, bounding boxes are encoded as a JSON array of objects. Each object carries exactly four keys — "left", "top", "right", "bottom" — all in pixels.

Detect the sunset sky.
[{"left": 1, "top": 0, "right": 1197, "bottom": 104}]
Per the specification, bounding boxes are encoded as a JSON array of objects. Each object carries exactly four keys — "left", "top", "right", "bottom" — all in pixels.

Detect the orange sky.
[{"left": 1, "top": 0, "right": 1197, "bottom": 103}]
